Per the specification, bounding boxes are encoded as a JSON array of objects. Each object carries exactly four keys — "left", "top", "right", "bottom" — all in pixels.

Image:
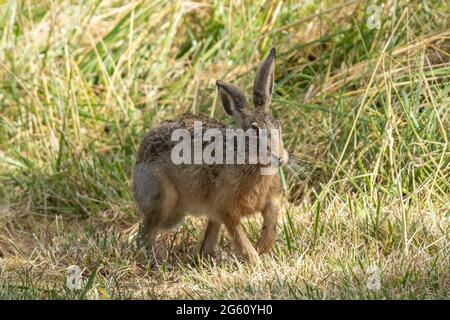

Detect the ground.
[{"left": 0, "top": 0, "right": 448, "bottom": 299}]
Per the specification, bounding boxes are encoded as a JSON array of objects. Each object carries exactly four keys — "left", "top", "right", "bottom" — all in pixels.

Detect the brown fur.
[{"left": 133, "top": 48, "right": 288, "bottom": 264}]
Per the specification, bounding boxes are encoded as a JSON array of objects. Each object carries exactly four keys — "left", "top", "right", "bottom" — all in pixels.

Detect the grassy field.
[{"left": 0, "top": 0, "right": 448, "bottom": 299}]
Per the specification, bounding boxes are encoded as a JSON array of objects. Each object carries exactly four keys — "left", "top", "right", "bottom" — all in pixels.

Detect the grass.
[{"left": 0, "top": 0, "right": 448, "bottom": 299}]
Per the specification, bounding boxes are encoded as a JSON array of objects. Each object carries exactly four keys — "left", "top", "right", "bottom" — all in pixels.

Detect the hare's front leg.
[
  {"left": 256, "top": 199, "right": 278, "bottom": 254},
  {"left": 225, "top": 221, "right": 258, "bottom": 264},
  {"left": 200, "top": 219, "right": 221, "bottom": 256}
]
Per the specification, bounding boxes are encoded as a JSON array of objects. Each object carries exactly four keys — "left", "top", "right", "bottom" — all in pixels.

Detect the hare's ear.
[
  {"left": 216, "top": 80, "right": 248, "bottom": 126},
  {"left": 253, "top": 48, "right": 276, "bottom": 110}
]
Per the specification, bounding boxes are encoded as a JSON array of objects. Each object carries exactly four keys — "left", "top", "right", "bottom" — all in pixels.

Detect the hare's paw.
[
  {"left": 256, "top": 233, "right": 276, "bottom": 254},
  {"left": 241, "top": 246, "right": 259, "bottom": 265},
  {"left": 199, "top": 249, "right": 225, "bottom": 264}
]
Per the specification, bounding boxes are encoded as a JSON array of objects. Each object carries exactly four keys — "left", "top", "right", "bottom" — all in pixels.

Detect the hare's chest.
[{"left": 237, "top": 177, "right": 279, "bottom": 215}]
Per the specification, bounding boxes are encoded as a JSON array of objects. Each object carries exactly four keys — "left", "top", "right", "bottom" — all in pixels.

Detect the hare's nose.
[{"left": 277, "top": 149, "right": 289, "bottom": 166}]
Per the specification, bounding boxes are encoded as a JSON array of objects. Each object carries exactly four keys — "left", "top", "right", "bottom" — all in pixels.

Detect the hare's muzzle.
[
  {"left": 280, "top": 149, "right": 289, "bottom": 166},
  {"left": 271, "top": 149, "right": 289, "bottom": 167}
]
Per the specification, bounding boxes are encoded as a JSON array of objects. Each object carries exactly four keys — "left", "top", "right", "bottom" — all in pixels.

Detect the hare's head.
[{"left": 216, "top": 48, "right": 289, "bottom": 167}]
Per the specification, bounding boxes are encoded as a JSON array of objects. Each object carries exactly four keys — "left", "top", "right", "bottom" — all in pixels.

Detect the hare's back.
[{"left": 136, "top": 113, "right": 224, "bottom": 164}]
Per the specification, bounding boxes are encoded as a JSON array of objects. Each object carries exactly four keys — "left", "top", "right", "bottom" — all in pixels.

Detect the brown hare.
[{"left": 133, "top": 48, "right": 288, "bottom": 264}]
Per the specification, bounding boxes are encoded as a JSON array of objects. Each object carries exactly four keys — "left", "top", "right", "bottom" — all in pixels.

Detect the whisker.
[
  {"left": 286, "top": 162, "right": 307, "bottom": 180},
  {"left": 285, "top": 153, "right": 314, "bottom": 182}
]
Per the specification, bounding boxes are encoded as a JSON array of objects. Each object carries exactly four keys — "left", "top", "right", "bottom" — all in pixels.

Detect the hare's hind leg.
[
  {"left": 133, "top": 163, "right": 164, "bottom": 257},
  {"left": 200, "top": 220, "right": 221, "bottom": 256},
  {"left": 158, "top": 179, "right": 182, "bottom": 231},
  {"left": 139, "top": 213, "right": 161, "bottom": 258}
]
